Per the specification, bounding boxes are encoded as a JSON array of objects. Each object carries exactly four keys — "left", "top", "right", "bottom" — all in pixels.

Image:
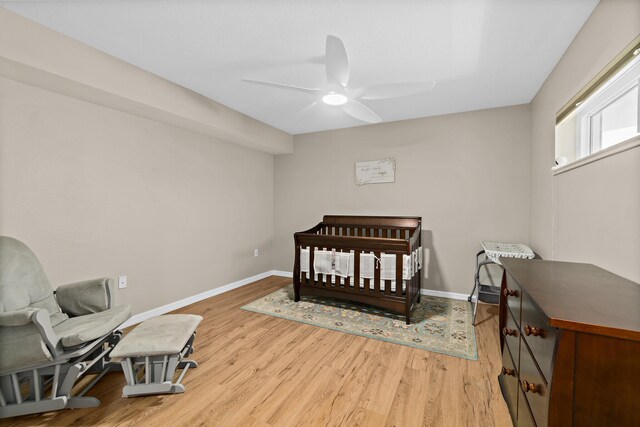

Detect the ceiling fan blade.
[
  {"left": 326, "top": 35, "right": 350, "bottom": 87},
  {"left": 358, "top": 81, "right": 436, "bottom": 100},
  {"left": 342, "top": 100, "right": 382, "bottom": 124},
  {"left": 242, "top": 79, "right": 319, "bottom": 96}
]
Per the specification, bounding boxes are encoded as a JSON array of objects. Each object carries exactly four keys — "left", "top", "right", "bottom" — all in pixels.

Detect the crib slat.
[
  {"left": 363, "top": 251, "right": 370, "bottom": 292},
  {"left": 362, "top": 261, "right": 375, "bottom": 293},
  {"left": 324, "top": 246, "right": 330, "bottom": 287},
  {"left": 384, "top": 254, "right": 391, "bottom": 296},
  {"left": 396, "top": 253, "right": 403, "bottom": 296},
  {"left": 337, "top": 248, "right": 343, "bottom": 288},
  {"left": 354, "top": 251, "right": 360, "bottom": 292},
  {"left": 373, "top": 251, "right": 381, "bottom": 295},
  {"left": 346, "top": 250, "right": 352, "bottom": 288},
  {"left": 309, "top": 247, "right": 315, "bottom": 286}
]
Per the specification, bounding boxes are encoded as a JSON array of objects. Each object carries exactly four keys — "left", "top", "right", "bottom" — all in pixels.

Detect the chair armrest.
[
  {"left": 56, "top": 277, "right": 113, "bottom": 316},
  {"left": 0, "top": 308, "right": 41, "bottom": 326},
  {"left": 0, "top": 309, "right": 61, "bottom": 374}
]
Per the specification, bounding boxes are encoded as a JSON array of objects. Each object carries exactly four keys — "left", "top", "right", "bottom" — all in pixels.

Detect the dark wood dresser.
[{"left": 498, "top": 259, "right": 640, "bottom": 427}]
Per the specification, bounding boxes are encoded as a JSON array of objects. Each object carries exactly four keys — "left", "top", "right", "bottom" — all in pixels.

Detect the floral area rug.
[{"left": 242, "top": 285, "right": 477, "bottom": 361}]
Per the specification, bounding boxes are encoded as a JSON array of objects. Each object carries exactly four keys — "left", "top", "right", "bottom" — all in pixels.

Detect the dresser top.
[{"left": 501, "top": 258, "right": 640, "bottom": 341}]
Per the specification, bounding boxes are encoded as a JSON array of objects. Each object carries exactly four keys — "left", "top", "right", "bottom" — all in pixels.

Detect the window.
[
  {"left": 575, "top": 58, "right": 640, "bottom": 158},
  {"left": 555, "top": 36, "right": 640, "bottom": 165}
]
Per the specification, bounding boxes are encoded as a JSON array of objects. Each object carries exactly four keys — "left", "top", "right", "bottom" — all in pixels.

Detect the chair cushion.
[
  {"left": 53, "top": 304, "right": 131, "bottom": 348},
  {"left": 0, "top": 236, "right": 65, "bottom": 323}
]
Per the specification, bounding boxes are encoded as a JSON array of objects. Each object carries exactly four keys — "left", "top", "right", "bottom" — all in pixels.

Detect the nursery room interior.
[{"left": 0, "top": 1, "right": 639, "bottom": 426}]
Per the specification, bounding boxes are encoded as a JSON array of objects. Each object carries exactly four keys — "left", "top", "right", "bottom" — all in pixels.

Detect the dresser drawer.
[
  {"left": 517, "top": 388, "right": 537, "bottom": 427},
  {"left": 519, "top": 338, "right": 549, "bottom": 427},
  {"left": 521, "top": 292, "right": 557, "bottom": 383},
  {"left": 499, "top": 344, "right": 519, "bottom": 423},
  {"left": 502, "top": 307, "right": 520, "bottom": 364},
  {"left": 503, "top": 272, "right": 522, "bottom": 325}
]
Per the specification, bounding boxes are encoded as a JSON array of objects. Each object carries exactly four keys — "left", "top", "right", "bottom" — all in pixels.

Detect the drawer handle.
[
  {"left": 524, "top": 324, "right": 544, "bottom": 337},
  {"left": 502, "top": 327, "right": 517, "bottom": 337},
  {"left": 521, "top": 379, "right": 540, "bottom": 394},
  {"left": 503, "top": 288, "right": 518, "bottom": 297},
  {"left": 501, "top": 367, "right": 515, "bottom": 377}
]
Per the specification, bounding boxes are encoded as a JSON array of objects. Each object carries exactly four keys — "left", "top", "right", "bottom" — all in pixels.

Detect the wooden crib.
[{"left": 293, "top": 215, "right": 422, "bottom": 324}]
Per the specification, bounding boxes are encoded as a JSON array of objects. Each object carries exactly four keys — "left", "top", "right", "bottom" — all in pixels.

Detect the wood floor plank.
[{"left": 5, "top": 276, "right": 511, "bottom": 427}]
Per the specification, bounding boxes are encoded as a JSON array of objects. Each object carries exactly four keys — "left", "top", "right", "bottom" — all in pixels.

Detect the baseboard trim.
[
  {"left": 121, "top": 270, "right": 276, "bottom": 328},
  {"left": 271, "top": 270, "right": 293, "bottom": 277}
]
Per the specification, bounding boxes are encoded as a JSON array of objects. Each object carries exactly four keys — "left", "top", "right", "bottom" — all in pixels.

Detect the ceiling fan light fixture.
[
  {"left": 243, "top": 35, "right": 435, "bottom": 124},
  {"left": 322, "top": 93, "right": 348, "bottom": 106}
]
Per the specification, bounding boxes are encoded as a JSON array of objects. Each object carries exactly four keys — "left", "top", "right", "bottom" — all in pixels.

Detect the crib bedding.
[
  {"left": 293, "top": 215, "right": 423, "bottom": 324},
  {"left": 300, "top": 247, "right": 423, "bottom": 293}
]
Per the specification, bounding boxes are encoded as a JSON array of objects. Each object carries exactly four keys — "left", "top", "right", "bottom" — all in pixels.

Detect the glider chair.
[{"left": 0, "top": 236, "right": 131, "bottom": 418}]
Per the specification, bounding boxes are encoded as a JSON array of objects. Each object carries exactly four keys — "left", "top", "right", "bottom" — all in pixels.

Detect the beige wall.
[
  {"left": 554, "top": 141, "right": 640, "bottom": 282},
  {"left": 274, "top": 105, "right": 531, "bottom": 295},
  {"left": 0, "top": 77, "right": 274, "bottom": 314},
  {"left": 529, "top": 0, "right": 640, "bottom": 282}
]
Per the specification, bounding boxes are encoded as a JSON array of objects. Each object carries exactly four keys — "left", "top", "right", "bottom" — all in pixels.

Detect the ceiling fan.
[{"left": 242, "top": 35, "right": 436, "bottom": 124}]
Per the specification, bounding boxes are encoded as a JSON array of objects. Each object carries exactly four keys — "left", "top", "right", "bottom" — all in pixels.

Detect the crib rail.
[
  {"left": 293, "top": 216, "right": 422, "bottom": 323},
  {"left": 296, "top": 234, "right": 409, "bottom": 253},
  {"left": 323, "top": 215, "right": 420, "bottom": 229}
]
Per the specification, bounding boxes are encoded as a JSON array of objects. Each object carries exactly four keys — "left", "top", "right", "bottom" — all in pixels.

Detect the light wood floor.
[{"left": 6, "top": 276, "right": 511, "bottom": 427}]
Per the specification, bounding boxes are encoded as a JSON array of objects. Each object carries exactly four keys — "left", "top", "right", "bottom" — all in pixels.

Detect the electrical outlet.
[
  {"left": 254, "top": 248, "right": 259, "bottom": 257},
  {"left": 118, "top": 276, "right": 127, "bottom": 289}
]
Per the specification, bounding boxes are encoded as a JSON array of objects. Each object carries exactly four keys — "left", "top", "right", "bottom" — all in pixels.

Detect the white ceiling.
[{"left": 1, "top": 0, "right": 598, "bottom": 135}]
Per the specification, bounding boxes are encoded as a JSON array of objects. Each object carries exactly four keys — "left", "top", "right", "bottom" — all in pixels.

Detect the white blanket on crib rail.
[
  {"left": 334, "top": 252, "right": 352, "bottom": 277},
  {"left": 313, "top": 250, "right": 333, "bottom": 275},
  {"left": 300, "top": 248, "right": 310, "bottom": 272},
  {"left": 359, "top": 253, "right": 375, "bottom": 279},
  {"left": 300, "top": 248, "right": 353, "bottom": 277},
  {"left": 299, "top": 246, "right": 427, "bottom": 282},
  {"left": 380, "top": 254, "right": 414, "bottom": 280}
]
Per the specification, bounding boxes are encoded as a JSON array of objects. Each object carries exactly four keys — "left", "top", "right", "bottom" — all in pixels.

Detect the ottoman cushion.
[{"left": 110, "top": 314, "right": 202, "bottom": 359}]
